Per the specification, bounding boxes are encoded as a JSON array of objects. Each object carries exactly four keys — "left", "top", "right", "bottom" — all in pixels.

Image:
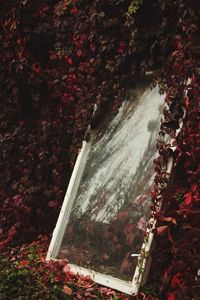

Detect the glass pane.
[{"left": 58, "top": 84, "right": 164, "bottom": 282}]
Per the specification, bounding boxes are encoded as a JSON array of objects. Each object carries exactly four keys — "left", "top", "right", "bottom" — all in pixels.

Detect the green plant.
[{"left": 127, "top": 0, "right": 143, "bottom": 16}]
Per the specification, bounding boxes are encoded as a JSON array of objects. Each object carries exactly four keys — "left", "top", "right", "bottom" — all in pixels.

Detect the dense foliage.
[{"left": 0, "top": 0, "right": 199, "bottom": 299}]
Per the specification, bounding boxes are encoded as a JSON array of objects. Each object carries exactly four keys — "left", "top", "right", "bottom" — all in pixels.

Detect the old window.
[{"left": 47, "top": 81, "right": 165, "bottom": 295}]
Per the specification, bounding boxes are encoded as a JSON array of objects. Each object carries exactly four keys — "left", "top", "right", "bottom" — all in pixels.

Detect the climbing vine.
[{"left": 0, "top": 0, "right": 199, "bottom": 299}]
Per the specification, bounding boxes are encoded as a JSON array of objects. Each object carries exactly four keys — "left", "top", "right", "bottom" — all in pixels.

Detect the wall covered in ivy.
[{"left": 0, "top": 0, "right": 199, "bottom": 299}]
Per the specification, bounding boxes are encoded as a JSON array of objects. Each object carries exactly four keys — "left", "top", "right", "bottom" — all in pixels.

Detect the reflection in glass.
[{"left": 58, "top": 84, "right": 164, "bottom": 282}]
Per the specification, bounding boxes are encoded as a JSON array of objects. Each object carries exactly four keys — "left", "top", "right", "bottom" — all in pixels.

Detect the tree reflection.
[{"left": 58, "top": 85, "right": 164, "bottom": 281}]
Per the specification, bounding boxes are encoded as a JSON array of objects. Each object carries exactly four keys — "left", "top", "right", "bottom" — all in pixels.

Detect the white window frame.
[
  {"left": 46, "top": 82, "right": 180, "bottom": 295},
  {"left": 46, "top": 133, "right": 173, "bottom": 295}
]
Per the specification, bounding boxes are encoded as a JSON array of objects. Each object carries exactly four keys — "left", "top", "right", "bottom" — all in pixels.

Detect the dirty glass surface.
[{"left": 58, "top": 84, "right": 164, "bottom": 282}]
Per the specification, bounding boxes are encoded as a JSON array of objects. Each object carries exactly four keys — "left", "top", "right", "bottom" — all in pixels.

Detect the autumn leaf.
[
  {"left": 20, "top": 260, "right": 29, "bottom": 266},
  {"left": 70, "top": 7, "right": 78, "bottom": 15},
  {"left": 63, "top": 264, "right": 71, "bottom": 274},
  {"left": 184, "top": 193, "right": 192, "bottom": 206},
  {"left": 162, "top": 217, "right": 177, "bottom": 225},
  {"left": 167, "top": 292, "right": 176, "bottom": 300},
  {"left": 156, "top": 225, "right": 168, "bottom": 235},
  {"left": 62, "top": 285, "right": 72, "bottom": 295}
]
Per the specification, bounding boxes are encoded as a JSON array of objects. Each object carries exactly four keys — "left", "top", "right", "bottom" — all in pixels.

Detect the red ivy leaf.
[
  {"left": 62, "top": 285, "right": 72, "bottom": 295},
  {"left": 162, "top": 217, "right": 177, "bottom": 225},
  {"left": 184, "top": 193, "right": 192, "bottom": 206},
  {"left": 20, "top": 260, "right": 29, "bottom": 266},
  {"left": 70, "top": 7, "right": 78, "bottom": 15},
  {"left": 48, "top": 201, "right": 57, "bottom": 208},
  {"left": 167, "top": 292, "right": 176, "bottom": 300},
  {"left": 171, "top": 273, "right": 184, "bottom": 288},
  {"left": 157, "top": 225, "right": 168, "bottom": 235},
  {"left": 76, "top": 49, "right": 82, "bottom": 57}
]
